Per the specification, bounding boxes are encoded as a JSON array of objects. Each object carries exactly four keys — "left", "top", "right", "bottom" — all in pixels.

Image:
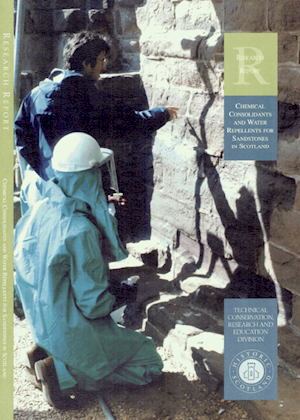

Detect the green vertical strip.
[{"left": 0, "top": 0, "right": 14, "bottom": 419}]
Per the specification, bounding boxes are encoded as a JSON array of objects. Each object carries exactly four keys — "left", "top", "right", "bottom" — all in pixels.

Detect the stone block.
[
  {"left": 199, "top": 31, "right": 224, "bottom": 61},
  {"left": 98, "top": 73, "right": 146, "bottom": 104},
  {"left": 53, "top": 9, "right": 87, "bottom": 33},
  {"left": 269, "top": 244, "right": 300, "bottom": 295},
  {"left": 278, "top": 102, "right": 300, "bottom": 132},
  {"left": 175, "top": 0, "right": 222, "bottom": 32},
  {"left": 270, "top": 208, "right": 300, "bottom": 255},
  {"left": 279, "top": 64, "right": 300, "bottom": 105},
  {"left": 278, "top": 34, "right": 299, "bottom": 64},
  {"left": 140, "top": 57, "right": 169, "bottom": 89},
  {"left": 122, "top": 38, "right": 140, "bottom": 53},
  {"left": 54, "top": 0, "right": 86, "bottom": 8},
  {"left": 186, "top": 95, "right": 224, "bottom": 154},
  {"left": 291, "top": 294, "right": 300, "bottom": 330},
  {"left": 88, "top": 9, "right": 111, "bottom": 33},
  {"left": 24, "top": 9, "right": 35, "bottom": 34},
  {"left": 151, "top": 88, "right": 190, "bottom": 115},
  {"left": 123, "top": 53, "right": 140, "bottom": 72},
  {"left": 30, "top": 0, "right": 55, "bottom": 10},
  {"left": 136, "top": 0, "right": 175, "bottom": 34},
  {"left": 115, "top": 7, "right": 139, "bottom": 35},
  {"left": 22, "top": 35, "right": 57, "bottom": 81},
  {"left": 140, "top": 30, "right": 207, "bottom": 60},
  {"left": 256, "top": 165, "right": 297, "bottom": 234},
  {"left": 150, "top": 188, "right": 197, "bottom": 239},
  {"left": 116, "top": 0, "right": 143, "bottom": 6},
  {"left": 167, "top": 58, "right": 222, "bottom": 92},
  {"left": 277, "top": 136, "right": 300, "bottom": 176},
  {"left": 29, "top": 10, "right": 53, "bottom": 34},
  {"left": 126, "top": 239, "right": 170, "bottom": 269},
  {"left": 295, "top": 182, "right": 300, "bottom": 212},
  {"left": 152, "top": 138, "right": 199, "bottom": 203},
  {"left": 269, "top": 0, "right": 300, "bottom": 32},
  {"left": 224, "top": 0, "right": 268, "bottom": 32}
]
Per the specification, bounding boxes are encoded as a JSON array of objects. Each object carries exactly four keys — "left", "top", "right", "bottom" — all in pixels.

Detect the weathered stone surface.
[
  {"left": 170, "top": 58, "right": 222, "bottom": 92},
  {"left": 175, "top": 0, "right": 222, "bottom": 32},
  {"left": 29, "top": 10, "right": 53, "bottom": 34},
  {"left": 136, "top": 0, "right": 175, "bottom": 34},
  {"left": 29, "top": 0, "right": 55, "bottom": 10},
  {"left": 22, "top": 34, "right": 57, "bottom": 81},
  {"left": 152, "top": 138, "right": 199, "bottom": 203},
  {"left": 278, "top": 64, "right": 300, "bottom": 104},
  {"left": 278, "top": 102, "right": 300, "bottom": 132},
  {"left": 291, "top": 294, "right": 300, "bottom": 330},
  {"left": 53, "top": 9, "right": 87, "bottom": 33},
  {"left": 151, "top": 88, "right": 190, "bottom": 115},
  {"left": 270, "top": 208, "right": 300, "bottom": 255},
  {"left": 122, "top": 38, "right": 140, "bottom": 53},
  {"left": 269, "top": 244, "right": 300, "bottom": 295},
  {"left": 115, "top": 7, "right": 140, "bottom": 35},
  {"left": 126, "top": 239, "right": 170, "bottom": 269},
  {"left": 140, "top": 30, "right": 207, "bottom": 59},
  {"left": 98, "top": 73, "right": 146, "bottom": 105},
  {"left": 54, "top": 0, "right": 86, "bottom": 8},
  {"left": 269, "top": 0, "right": 300, "bottom": 32},
  {"left": 199, "top": 31, "right": 224, "bottom": 61},
  {"left": 186, "top": 95, "right": 224, "bottom": 153},
  {"left": 278, "top": 34, "right": 299, "bottom": 64},
  {"left": 295, "top": 182, "right": 300, "bottom": 212},
  {"left": 139, "top": 57, "right": 169, "bottom": 90},
  {"left": 122, "top": 53, "right": 140, "bottom": 71},
  {"left": 88, "top": 9, "right": 111, "bottom": 32},
  {"left": 224, "top": 0, "right": 268, "bottom": 32},
  {"left": 116, "top": 0, "right": 143, "bottom": 6},
  {"left": 256, "top": 165, "right": 297, "bottom": 233},
  {"left": 150, "top": 188, "right": 197, "bottom": 239},
  {"left": 277, "top": 136, "right": 300, "bottom": 176}
]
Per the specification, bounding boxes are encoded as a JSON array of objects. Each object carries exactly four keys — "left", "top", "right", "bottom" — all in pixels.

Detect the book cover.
[{"left": 3, "top": 1, "right": 300, "bottom": 419}]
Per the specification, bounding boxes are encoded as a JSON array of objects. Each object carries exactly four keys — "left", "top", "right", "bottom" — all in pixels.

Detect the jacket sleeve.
[
  {"left": 53, "top": 77, "right": 171, "bottom": 139},
  {"left": 85, "top": 79, "right": 171, "bottom": 137},
  {"left": 14, "top": 96, "right": 40, "bottom": 173},
  {"left": 65, "top": 222, "right": 116, "bottom": 319}
]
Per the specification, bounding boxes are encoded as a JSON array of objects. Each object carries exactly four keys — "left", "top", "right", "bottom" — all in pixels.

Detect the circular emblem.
[{"left": 229, "top": 349, "right": 274, "bottom": 394}]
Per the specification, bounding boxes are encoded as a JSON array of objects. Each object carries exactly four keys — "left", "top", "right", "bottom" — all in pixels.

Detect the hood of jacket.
[{"left": 44, "top": 167, "right": 128, "bottom": 262}]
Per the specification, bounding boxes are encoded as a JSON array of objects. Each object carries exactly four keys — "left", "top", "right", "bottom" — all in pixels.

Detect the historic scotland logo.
[{"left": 229, "top": 349, "right": 274, "bottom": 394}]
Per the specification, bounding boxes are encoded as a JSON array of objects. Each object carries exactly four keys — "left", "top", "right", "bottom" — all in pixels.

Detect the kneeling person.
[{"left": 14, "top": 133, "right": 163, "bottom": 408}]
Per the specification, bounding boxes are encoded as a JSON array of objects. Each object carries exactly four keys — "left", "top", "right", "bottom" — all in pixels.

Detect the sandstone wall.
[
  {"left": 16, "top": 0, "right": 300, "bottom": 332},
  {"left": 18, "top": 0, "right": 141, "bottom": 89},
  {"left": 135, "top": 0, "right": 300, "bottom": 332}
]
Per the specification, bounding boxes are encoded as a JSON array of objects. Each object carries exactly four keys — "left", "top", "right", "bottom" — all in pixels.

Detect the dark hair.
[{"left": 63, "top": 31, "right": 111, "bottom": 71}]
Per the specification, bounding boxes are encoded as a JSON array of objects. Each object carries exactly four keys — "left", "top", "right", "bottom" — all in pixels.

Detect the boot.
[
  {"left": 35, "top": 357, "right": 77, "bottom": 409},
  {"left": 22, "top": 344, "right": 48, "bottom": 388}
]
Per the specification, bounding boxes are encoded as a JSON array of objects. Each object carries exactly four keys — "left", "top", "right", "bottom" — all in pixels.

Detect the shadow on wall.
[{"left": 172, "top": 27, "right": 294, "bottom": 321}]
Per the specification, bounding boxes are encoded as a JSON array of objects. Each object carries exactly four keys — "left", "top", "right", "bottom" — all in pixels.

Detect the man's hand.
[{"left": 166, "top": 107, "right": 179, "bottom": 121}]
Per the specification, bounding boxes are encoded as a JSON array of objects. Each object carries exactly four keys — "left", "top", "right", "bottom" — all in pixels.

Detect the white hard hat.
[{"left": 52, "top": 132, "right": 111, "bottom": 172}]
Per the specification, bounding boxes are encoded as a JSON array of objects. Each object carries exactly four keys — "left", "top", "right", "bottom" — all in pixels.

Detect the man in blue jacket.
[
  {"left": 14, "top": 133, "right": 164, "bottom": 408},
  {"left": 15, "top": 31, "right": 177, "bottom": 183}
]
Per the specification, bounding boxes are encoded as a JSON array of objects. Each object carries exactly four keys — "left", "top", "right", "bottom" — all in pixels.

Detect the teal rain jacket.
[{"left": 14, "top": 168, "right": 162, "bottom": 391}]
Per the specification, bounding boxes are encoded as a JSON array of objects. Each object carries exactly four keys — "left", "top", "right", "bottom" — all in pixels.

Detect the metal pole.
[
  {"left": 14, "top": 0, "right": 27, "bottom": 181},
  {"left": 97, "top": 394, "right": 116, "bottom": 420},
  {"left": 14, "top": 0, "right": 26, "bottom": 114}
]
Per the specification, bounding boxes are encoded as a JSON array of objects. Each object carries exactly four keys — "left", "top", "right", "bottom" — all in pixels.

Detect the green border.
[{"left": 0, "top": 1, "right": 14, "bottom": 419}]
